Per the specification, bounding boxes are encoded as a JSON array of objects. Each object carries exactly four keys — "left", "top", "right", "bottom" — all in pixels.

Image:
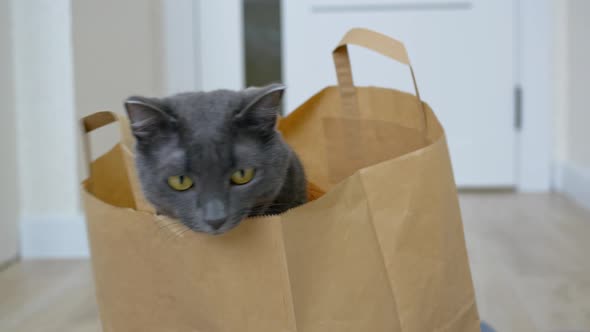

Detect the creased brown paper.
[{"left": 81, "top": 28, "right": 479, "bottom": 332}]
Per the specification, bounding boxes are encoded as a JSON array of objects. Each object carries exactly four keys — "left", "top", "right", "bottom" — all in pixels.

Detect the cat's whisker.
[
  {"left": 174, "top": 227, "right": 192, "bottom": 239},
  {"left": 153, "top": 216, "right": 191, "bottom": 240},
  {"left": 157, "top": 220, "right": 183, "bottom": 232},
  {"left": 157, "top": 221, "right": 179, "bottom": 230},
  {"left": 155, "top": 215, "right": 177, "bottom": 226},
  {"left": 157, "top": 226, "right": 179, "bottom": 241}
]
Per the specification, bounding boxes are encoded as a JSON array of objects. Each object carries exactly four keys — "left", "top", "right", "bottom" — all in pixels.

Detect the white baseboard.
[
  {"left": 20, "top": 214, "right": 90, "bottom": 259},
  {"left": 555, "top": 162, "right": 590, "bottom": 211}
]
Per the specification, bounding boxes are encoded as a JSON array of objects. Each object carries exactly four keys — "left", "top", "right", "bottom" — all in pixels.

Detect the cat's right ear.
[{"left": 124, "top": 97, "right": 174, "bottom": 141}]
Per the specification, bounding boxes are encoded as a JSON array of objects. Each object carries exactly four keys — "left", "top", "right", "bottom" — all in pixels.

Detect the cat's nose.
[
  {"left": 203, "top": 199, "right": 227, "bottom": 230},
  {"left": 207, "top": 218, "right": 226, "bottom": 230}
]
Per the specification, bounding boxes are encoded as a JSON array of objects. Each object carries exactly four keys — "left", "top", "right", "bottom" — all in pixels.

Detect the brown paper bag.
[{"left": 81, "top": 28, "right": 480, "bottom": 332}]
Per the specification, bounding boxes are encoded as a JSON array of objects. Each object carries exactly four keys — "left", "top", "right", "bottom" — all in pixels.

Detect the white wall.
[
  {"left": 162, "top": 0, "right": 202, "bottom": 95},
  {"left": 552, "top": 0, "right": 569, "bottom": 165},
  {"left": 518, "top": 0, "right": 553, "bottom": 192},
  {"left": 554, "top": 0, "right": 590, "bottom": 209},
  {"left": 566, "top": 1, "right": 590, "bottom": 169},
  {"left": 0, "top": 0, "right": 20, "bottom": 264},
  {"left": 12, "top": 0, "right": 78, "bottom": 217},
  {"left": 10, "top": 0, "right": 84, "bottom": 258},
  {"left": 198, "top": 1, "right": 244, "bottom": 91},
  {"left": 161, "top": 0, "right": 245, "bottom": 94}
]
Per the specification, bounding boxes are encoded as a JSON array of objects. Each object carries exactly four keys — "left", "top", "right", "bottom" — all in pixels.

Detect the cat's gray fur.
[{"left": 124, "top": 84, "right": 307, "bottom": 235}]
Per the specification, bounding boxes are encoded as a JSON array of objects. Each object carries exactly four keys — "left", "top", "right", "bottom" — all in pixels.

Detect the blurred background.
[{"left": 0, "top": 0, "right": 589, "bottom": 331}]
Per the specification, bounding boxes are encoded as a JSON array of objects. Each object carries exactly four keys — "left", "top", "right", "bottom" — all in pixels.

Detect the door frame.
[
  {"left": 516, "top": 0, "right": 553, "bottom": 192},
  {"left": 162, "top": 0, "right": 245, "bottom": 94},
  {"left": 163, "top": 0, "right": 553, "bottom": 192}
]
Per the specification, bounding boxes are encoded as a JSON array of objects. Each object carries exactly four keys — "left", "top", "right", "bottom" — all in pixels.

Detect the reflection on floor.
[{"left": 461, "top": 193, "right": 590, "bottom": 332}]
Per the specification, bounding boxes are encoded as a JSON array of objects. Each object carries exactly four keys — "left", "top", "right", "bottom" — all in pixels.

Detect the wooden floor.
[{"left": 0, "top": 193, "right": 589, "bottom": 332}]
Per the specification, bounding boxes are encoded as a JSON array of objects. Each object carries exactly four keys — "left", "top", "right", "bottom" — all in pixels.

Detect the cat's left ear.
[
  {"left": 124, "top": 96, "right": 175, "bottom": 141},
  {"left": 235, "top": 83, "right": 285, "bottom": 132}
]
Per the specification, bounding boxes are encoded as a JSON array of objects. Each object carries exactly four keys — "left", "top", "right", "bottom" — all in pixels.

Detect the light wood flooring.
[{"left": 0, "top": 193, "right": 589, "bottom": 332}]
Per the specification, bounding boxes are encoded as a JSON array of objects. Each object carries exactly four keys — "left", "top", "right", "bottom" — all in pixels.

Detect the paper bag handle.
[
  {"left": 333, "top": 28, "right": 425, "bottom": 118},
  {"left": 81, "top": 111, "right": 156, "bottom": 213}
]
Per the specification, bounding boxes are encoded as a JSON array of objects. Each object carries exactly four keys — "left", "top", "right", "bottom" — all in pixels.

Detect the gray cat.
[{"left": 124, "top": 83, "right": 307, "bottom": 235}]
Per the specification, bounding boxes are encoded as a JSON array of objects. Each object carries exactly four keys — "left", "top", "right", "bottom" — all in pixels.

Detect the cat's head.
[{"left": 124, "top": 84, "right": 290, "bottom": 235}]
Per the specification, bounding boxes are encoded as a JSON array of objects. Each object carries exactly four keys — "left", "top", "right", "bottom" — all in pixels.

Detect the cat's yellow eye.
[
  {"left": 230, "top": 168, "right": 255, "bottom": 185},
  {"left": 167, "top": 175, "right": 193, "bottom": 191}
]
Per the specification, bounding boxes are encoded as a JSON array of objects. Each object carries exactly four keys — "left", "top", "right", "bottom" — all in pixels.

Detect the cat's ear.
[
  {"left": 124, "top": 96, "right": 174, "bottom": 140},
  {"left": 235, "top": 83, "right": 285, "bottom": 132}
]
